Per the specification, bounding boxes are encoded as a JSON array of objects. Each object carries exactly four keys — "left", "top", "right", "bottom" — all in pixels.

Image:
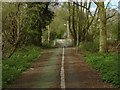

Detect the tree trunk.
[
  {"left": 39, "top": 28, "right": 42, "bottom": 46},
  {"left": 68, "top": 2, "right": 75, "bottom": 42},
  {"left": 76, "top": 1, "right": 79, "bottom": 53},
  {"left": 7, "top": 3, "right": 21, "bottom": 58},
  {"left": 72, "top": 2, "right": 77, "bottom": 46},
  {"left": 67, "top": 21, "right": 69, "bottom": 39},
  {"left": 7, "top": 39, "right": 19, "bottom": 58},
  {"left": 48, "top": 25, "right": 50, "bottom": 43},
  {"left": 99, "top": 2, "right": 107, "bottom": 53}
]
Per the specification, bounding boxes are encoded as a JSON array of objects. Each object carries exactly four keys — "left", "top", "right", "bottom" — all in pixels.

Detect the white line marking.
[{"left": 61, "top": 46, "right": 65, "bottom": 89}]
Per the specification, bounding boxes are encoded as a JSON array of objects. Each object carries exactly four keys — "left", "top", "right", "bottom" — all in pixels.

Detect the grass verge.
[
  {"left": 83, "top": 52, "right": 120, "bottom": 88},
  {"left": 2, "top": 45, "right": 43, "bottom": 88}
]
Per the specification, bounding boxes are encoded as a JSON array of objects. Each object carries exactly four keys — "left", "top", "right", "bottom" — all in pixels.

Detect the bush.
[
  {"left": 79, "top": 41, "right": 99, "bottom": 53},
  {"left": 2, "top": 45, "right": 43, "bottom": 88},
  {"left": 83, "top": 52, "right": 120, "bottom": 88},
  {"left": 42, "top": 43, "right": 53, "bottom": 49}
]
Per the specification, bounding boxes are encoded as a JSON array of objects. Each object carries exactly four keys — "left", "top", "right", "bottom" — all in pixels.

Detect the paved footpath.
[
  {"left": 8, "top": 47, "right": 62, "bottom": 88},
  {"left": 64, "top": 47, "right": 115, "bottom": 88},
  {"left": 8, "top": 47, "right": 116, "bottom": 89}
]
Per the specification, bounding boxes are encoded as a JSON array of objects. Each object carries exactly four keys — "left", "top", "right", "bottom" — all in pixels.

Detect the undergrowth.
[
  {"left": 42, "top": 42, "right": 53, "bottom": 49},
  {"left": 2, "top": 45, "right": 43, "bottom": 88},
  {"left": 83, "top": 52, "right": 120, "bottom": 88},
  {"left": 79, "top": 41, "right": 99, "bottom": 53}
]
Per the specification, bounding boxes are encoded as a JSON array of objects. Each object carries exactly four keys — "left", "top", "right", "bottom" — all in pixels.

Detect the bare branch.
[
  {"left": 74, "top": 2, "right": 89, "bottom": 10},
  {"left": 92, "top": 0, "right": 99, "bottom": 6},
  {"left": 94, "top": 7, "right": 98, "bottom": 17},
  {"left": 88, "top": 0, "right": 92, "bottom": 9},
  {"left": 75, "top": 2, "right": 98, "bottom": 23},
  {"left": 92, "top": 0, "right": 101, "bottom": 8},
  {"left": 106, "top": 0, "right": 111, "bottom": 9},
  {"left": 106, "top": 11, "right": 116, "bottom": 20},
  {"left": 85, "top": 7, "right": 99, "bottom": 31}
]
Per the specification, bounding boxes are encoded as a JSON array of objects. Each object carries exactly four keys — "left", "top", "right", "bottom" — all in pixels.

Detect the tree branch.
[
  {"left": 74, "top": 2, "right": 89, "bottom": 10},
  {"left": 92, "top": 0, "right": 99, "bottom": 6},
  {"left": 88, "top": 0, "right": 92, "bottom": 9},
  {"left": 106, "top": 11, "right": 116, "bottom": 20},
  {"left": 92, "top": 0, "right": 102, "bottom": 8},
  {"left": 106, "top": 0, "right": 111, "bottom": 9},
  {"left": 75, "top": 1, "right": 99, "bottom": 23},
  {"left": 84, "top": 8, "right": 98, "bottom": 32}
]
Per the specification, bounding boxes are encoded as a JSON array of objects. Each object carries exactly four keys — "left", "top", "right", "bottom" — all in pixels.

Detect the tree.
[
  {"left": 26, "top": 2, "right": 54, "bottom": 45},
  {"left": 2, "top": 2, "right": 54, "bottom": 58},
  {"left": 2, "top": 3, "right": 25, "bottom": 58},
  {"left": 47, "top": 4, "right": 67, "bottom": 41},
  {"left": 93, "top": 1, "right": 117, "bottom": 53},
  {"left": 74, "top": 0, "right": 117, "bottom": 53}
]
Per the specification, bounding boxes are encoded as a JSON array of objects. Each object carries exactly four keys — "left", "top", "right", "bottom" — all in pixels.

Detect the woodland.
[{"left": 2, "top": 1, "right": 120, "bottom": 88}]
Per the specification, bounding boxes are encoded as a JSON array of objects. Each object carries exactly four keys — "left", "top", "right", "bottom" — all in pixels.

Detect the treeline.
[
  {"left": 67, "top": 1, "right": 119, "bottom": 53},
  {"left": 2, "top": 2, "right": 57, "bottom": 58},
  {"left": 2, "top": 1, "right": 119, "bottom": 58}
]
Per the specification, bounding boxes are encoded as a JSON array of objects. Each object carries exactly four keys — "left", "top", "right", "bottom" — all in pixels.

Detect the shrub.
[
  {"left": 42, "top": 43, "right": 53, "bottom": 49},
  {"left": 79, "top": 41, "right": 99, "bottom": 53},
  {"left": 83, "top": 52, "right": 120, "bottom": 88},
  {"left": 2, "top": 45, "right": 43, "bottom": 88}
]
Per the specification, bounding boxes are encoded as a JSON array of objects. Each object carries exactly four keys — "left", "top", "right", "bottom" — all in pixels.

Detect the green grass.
[
  {"left": 2, "top": 45, "right": 43, "bottom": 88},
  {"left": 83, "top": 52, "right": 120, "bottom": 88}
]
